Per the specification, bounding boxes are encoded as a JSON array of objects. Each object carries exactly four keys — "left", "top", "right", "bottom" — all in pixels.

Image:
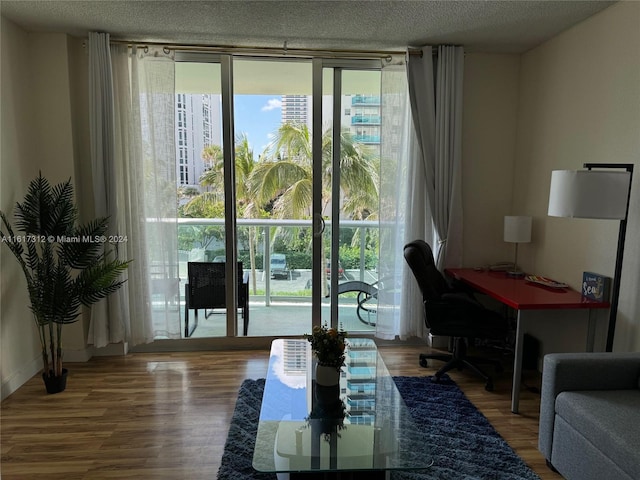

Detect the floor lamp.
[{"left": 548, "top": 163, "right": 634, "bottom": 352}]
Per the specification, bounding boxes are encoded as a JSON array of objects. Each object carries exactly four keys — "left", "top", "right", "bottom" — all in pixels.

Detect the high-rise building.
[
  {"left": 345, "top": 94, "right": 381, "bottom": 147},
  {"left": 281, "top": 94, "right": 381, "bottom": 150},
  {"left": 175, "top": 93, "right": 222, "bottom": 189},
  {"left": 281, "top": 95, "right": 312, "bottom": 128}
]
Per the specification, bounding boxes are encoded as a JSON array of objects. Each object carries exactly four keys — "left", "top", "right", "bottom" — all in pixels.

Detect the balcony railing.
[
  {"left": 352, "top": 135, "right": 380, "bottom": 144},
  {"left": 351, "top": 115, "right": 381, "bottom": 125},
  {"left": 352, "top": 95, "right": 381, "bottom": 105},
  {"left": 177, "top": 217, "right": 379, "bottom": 302}
]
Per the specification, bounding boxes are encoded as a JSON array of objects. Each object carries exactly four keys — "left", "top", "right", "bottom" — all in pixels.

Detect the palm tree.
[
  {"left": 199, "top": 136, "right": 255, "bottom": 208},
  {"left": 199, "top": 144, "right": 224, "bottom": 198},
  {"left": 188, "top": 135, "right": 265, "bottom": 293},
  {"left": 248, "top": 123, "right": 379, "bottom": 292},
  {"left": 251, "top": 122, "right": 379, "bottom": 220},
  {"left": 234, "top": 134, "right": 264, "bottom": 294}
]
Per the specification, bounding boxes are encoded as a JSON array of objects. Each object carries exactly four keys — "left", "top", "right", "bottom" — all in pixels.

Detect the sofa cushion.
[{"left": 556, "top": 390, "right": 640, "bottom": 480}]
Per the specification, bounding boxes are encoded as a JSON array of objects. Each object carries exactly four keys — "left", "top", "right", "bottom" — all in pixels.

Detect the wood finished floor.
[{"left": 0, "top": 345, "right": 562, "bottom": 480}]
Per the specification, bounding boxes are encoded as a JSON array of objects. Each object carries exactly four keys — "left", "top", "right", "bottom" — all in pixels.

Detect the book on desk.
[{"left": 582, "top": 272, "right": 611, "bottom": 302}]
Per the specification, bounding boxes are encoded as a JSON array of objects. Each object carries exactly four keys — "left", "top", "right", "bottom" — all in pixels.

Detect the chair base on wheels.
[{"left": 419, "top": 337, "right": 502, "bottom": 392}]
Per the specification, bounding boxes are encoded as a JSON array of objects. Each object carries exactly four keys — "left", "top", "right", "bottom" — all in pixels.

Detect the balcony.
[
  {"left": 351, "top": 115, "right": 381, "bottom": 125},
  {"left": 352, "top": 135, "right": 380, "bottom": 144},
  {"left": 352, "top": 95, "right": 380, "bottom": 106},
  {"left": 152, "top": 218, "right": 380, "bottom": 338}
]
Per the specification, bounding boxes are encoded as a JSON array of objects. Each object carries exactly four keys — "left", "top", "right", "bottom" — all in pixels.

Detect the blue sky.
[{"left": 234, "top": 95, "right": 282, "bottom": 156}]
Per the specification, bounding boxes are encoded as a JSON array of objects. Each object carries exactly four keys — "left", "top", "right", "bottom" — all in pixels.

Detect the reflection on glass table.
[{"left": 253, "top": 338, "right": 433, "bottom": 478}]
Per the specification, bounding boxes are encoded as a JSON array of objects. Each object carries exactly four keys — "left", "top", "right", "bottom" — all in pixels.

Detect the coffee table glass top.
[{"left": 252, "top": 338, "right": 433, "bottom": 475}]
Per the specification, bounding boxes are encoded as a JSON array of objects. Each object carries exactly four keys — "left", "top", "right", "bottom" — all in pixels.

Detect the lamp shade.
[
  {"left": 548, "top": 170, "right": 631, "bottom": 219},
  {"left": 504, "top": 216, "right": 532, "bottom": 243}
]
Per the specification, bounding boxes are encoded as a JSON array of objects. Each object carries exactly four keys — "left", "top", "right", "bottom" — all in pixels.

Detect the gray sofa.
[{"left": 539, "top": 352, "right": 640, "bottom": 480}]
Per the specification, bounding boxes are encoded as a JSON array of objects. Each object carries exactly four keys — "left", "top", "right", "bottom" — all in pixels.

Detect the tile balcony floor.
[
  {"left": 152, "top": 269, "right": 378, "bottom": 339},
  {"left": 180, "top": 299, "right": 376, "bottom": 338}
]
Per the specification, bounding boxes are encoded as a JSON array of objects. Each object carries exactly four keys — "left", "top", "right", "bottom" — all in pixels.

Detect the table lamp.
[
  {"left": 548, "top": 163, "right": 633, "bottom": 352},
  {"left": 504, "top": 215, "right": 532, "bottom": 277}
]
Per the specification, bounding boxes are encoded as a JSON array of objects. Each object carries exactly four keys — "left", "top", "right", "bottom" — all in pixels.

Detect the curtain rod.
[{"left": 107, "top": 39, "right": 430, "bottom": 59}]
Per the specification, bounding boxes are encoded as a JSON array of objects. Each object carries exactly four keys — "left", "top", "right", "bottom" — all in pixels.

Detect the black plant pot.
[{"left": 42, "top": 368, "right": 68, "bottom": 394}]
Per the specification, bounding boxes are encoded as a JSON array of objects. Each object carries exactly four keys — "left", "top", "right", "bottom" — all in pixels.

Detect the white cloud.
[{"left": 262, "top": 98, "right": 282, "bottom": 111}]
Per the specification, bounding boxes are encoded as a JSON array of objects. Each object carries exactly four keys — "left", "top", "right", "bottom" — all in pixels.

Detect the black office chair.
[
  {"left": 184, "top": 261, "right": 250, "bottom": 337},
  {"left": 403, "top": 239, "right": 508, "bottom": 391}
]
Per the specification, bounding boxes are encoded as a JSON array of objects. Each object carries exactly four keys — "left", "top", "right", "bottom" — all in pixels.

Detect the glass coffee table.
[{"left": 253, "top": 338, "right": 433, "bottom": 479}]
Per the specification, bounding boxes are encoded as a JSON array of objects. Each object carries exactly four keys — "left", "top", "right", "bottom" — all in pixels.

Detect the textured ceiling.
[{"left": 0, "top": 0, "right": 616, "bottom": 54}]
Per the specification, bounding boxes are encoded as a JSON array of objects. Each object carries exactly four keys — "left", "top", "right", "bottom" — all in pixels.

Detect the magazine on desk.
[{"left": 524, "top": 275, "right": 569, "bottom": 289}]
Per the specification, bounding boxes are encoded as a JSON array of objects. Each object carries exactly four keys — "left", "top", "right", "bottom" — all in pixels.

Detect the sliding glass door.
[
  {"left": 318, "top": 63, "right": 381, "bottom": 332},
  {"left": 170, "top": 54, "right": 380, "bottom": 340},
  {"left": 233, "top": 58, "right": 315, "bottom": 336}
]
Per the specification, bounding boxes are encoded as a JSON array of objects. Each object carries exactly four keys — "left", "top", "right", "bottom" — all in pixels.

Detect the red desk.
[{"left": 445, "top": 268, "right": 610, "bottom": 413}]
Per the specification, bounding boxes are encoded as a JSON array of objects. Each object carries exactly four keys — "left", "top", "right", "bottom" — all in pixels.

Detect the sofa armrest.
[{"left": 538, "top": 352, "right": 640, "bottom": 459}]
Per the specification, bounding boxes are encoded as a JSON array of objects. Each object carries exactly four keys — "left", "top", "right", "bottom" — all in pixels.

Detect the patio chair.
[
  {"left": 337, "top": 280, "right": 378, "bottom": 326},
  {"left": 184, "top": 261, "right": 250, "bottom": 337}
]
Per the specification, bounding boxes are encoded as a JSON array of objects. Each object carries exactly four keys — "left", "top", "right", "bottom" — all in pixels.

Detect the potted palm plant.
[{"left": 0, "top": 173, "right": 131, "bottom": 393}]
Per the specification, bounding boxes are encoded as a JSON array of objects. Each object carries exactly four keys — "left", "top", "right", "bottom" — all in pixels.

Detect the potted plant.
[
  {"left": 0, "top": 173, "right": 131, "bottom": 393},
  {"left": 305, "top": 323, "right": 347, "bottom": 386}
]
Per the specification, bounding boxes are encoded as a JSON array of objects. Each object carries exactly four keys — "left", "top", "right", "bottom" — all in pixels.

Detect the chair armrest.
[{"left": 538, "top": 352, "right": 640, "bottom": 459}]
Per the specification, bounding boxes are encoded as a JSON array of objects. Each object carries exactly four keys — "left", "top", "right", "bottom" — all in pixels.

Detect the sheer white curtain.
[
  {"left": 407, "top": 45, "right": 464, "bottom": 270},
  {"left": 89, "top": 34, "right": 181, "bottom": 344},
  {"left": 376, "top": 54, "right": 434, "bottom": 340},
  {"left": 376, "top": 46, "right": 465, "bottom": 340},
  {"left": 110, "top": 44, "right": 155, "bottom": 344},
  {"left": 87, "top": 32, "right": 130, "bottom": 347},
  {"left": 128, "top": 45, "right": 181, "bottom": 340}
]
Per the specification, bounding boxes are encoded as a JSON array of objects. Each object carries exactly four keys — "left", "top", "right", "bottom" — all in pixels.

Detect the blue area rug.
[{"left": 217, "top": 376, "right": 540, "bottom": 480}]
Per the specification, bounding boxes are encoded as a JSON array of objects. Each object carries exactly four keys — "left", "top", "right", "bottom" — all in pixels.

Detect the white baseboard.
[
  {"left": 1, "top": 355, "right": 41, "bottom": 401},
  {"left": 90, "top": 342, "right": 129, "bottom": 357},
  {"left": 64, "top": 342, "right": 129, "bottom": 361},
  {"left": 63, "top": 347, "right": 94, "bottom": 362}
]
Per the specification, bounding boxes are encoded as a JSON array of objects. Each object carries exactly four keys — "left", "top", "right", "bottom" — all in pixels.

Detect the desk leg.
[
  {"left": 586, "top": 309, "right": 596, "bottom": 352},
  {"left": 511, "top": 310, "right": 525, "bottom": 414}
]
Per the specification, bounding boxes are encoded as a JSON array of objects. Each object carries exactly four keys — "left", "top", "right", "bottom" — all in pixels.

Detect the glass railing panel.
[
  {"left": 351, "top": 115, "right": 381, "bottom": 125},
  {"left": 352, "top": 95, "right": 381, "bottom": 105},
  {"left": 352, "top": 135, "right": 381, "bottom": 143}
]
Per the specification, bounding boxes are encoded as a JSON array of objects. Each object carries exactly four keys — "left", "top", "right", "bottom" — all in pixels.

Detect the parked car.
[
  {"left": 270, "top": 253, "right": 289, "bottom": 279},
  {"left": 213, "top": 255, "right": 225, "bottom": 262},
  {"left": 326, "top": 260, "right": 344, "bottom": 279}
]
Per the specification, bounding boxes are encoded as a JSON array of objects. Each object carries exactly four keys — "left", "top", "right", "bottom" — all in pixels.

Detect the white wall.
[
  {"left": 0, "top": 20, "right": 89, "bottom": 399},
  {"left": 461, "top": 53, "right": 521, "bottom": 268},
  {"left": 514, "top": 1, "right": 640, "bottom": 353},
  {"left": 1, "top": 18, "right": 42, "bottom": 398}
]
